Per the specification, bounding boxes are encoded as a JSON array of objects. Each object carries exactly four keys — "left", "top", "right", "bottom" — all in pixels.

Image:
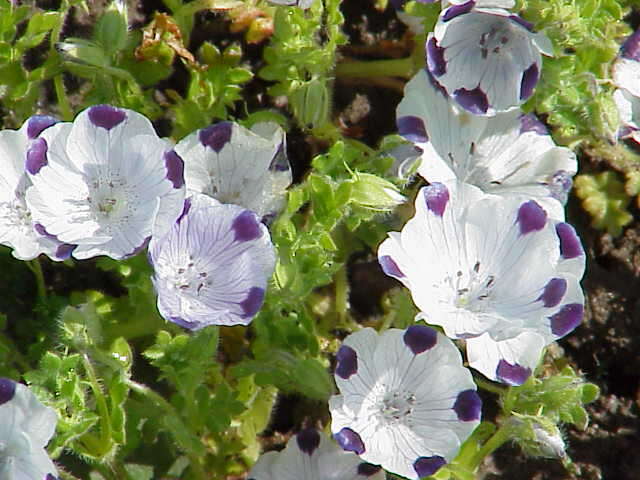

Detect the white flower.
[
  {"left": 0, "top": 378, "right": 58, "bottom": 479},
  {"left": 174, "top": 121, "right": 291, "bottom": 221},
  {"left": 427, "top": 2, "right": 553, "bottom": 115},
  {"left": 0, "top": 116, "right": 76, "bottom": 261},
  {"left": 25, "top": 105, "right": 185, "bottom": 260},
  {"left": 397, "top": 69, "right": 576, "bottom": 216},
  {"left": 248, "top": 428, "right": 385, "bottom": 480},
  {"left": 378, "top": 181, "right": 585, "bottom": 385},
  {"left": 149, "top": 193, "right": 276, "bottom": 329},
  {"left": 329, "top": 325, "right": 481, "bottom": 480},
  {"left": 612, "top": 30, "right": 640, "bottom": 143}
]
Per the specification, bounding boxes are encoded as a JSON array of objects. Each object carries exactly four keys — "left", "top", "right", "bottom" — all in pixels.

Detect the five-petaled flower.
[
  {"left": 175, "top": 121, "right": 291, "bottom": 221},
  {"left": 149, "top": 193, "right": 276, "bottom": 329},
  {"left": 25, "top": 104, "right": 185, "bottom": 260},
  {"left": 378, "top": 182, "right": 585, "bottom": 385},
  {"left": 248, "top": 428, "right": 385, "bottom": 480},
  {"left": 427, "top": 1, "right": 553, "bottom": 115},
  {"left": 329, "top": 325, "right": 481, "bottom": 479},
  {"left": 0, "top": 115, "right": 76, "bottom": 261},
  {"left": 397, "top": 69, "right": 576, "bottom": 216},
  {"left": 0, "top": 378, "right": 58, "bottom": 479}
]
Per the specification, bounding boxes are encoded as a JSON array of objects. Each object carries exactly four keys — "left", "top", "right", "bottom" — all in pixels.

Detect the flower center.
[
  {"left": 172, "top": 255, "right": 211, "bottom": 297},
  {"left": 87, "top": 175, "right": 128, "bottom": 222},
  {"left": 379, "top": 390, "right": 416, "bottom": 423},
  {"left": 0, "top": 199, "right": 32, "bottom": 229},
  {"left": 449, "top": 261, "right": 496, "bottom": 312},
  {"left": 479, "top": 23, "right": 516, "bottom": 59}
]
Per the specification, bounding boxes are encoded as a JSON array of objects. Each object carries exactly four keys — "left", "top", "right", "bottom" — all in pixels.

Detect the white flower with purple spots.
[
  {"left": 149, "top": 193, "right": 275, "bottom": 329},
  {"left": 24, "top": 105, "right": 185, "bottom": 260},
  {"left": 0, "top": 378, "right": 58, "bottom": 479},
  {"left": 378, "top": 182, "right": 585, "bottom": 385},
  {"left": 175, "top": 121, "right": 291, "bottom": 221},
  {"left": 427, "top": 2, "right": 553, "bottom": 115},
  {"left": 397, "top": 69, "right": 576, "bottom": 215},
  {"left": 329, "top": 325, "right": 481, "bottom": 480},
  {"left": 612, "top": 29, "right": 640, "bottom": 143},
  {"left": 248, "top": 428, "right": 385, "bottom": 480},
  {"left": 0, "top": 115, "right": 77, "bottom": 261}
]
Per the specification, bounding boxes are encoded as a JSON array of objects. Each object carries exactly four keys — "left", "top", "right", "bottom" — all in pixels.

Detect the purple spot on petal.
[
  {"left": 556, "top": 223, "right": 583, "bottom": 259},
  {"left": 170, "top": 316, "right": 201, "bottom": 330},
  {"left": 519, "top": 113, "right": 548, "bottom": 135},
  {"left": 334, "top": 427, "right": 365, "bottom": 454},
  {"left": 517, "top": 200, "right": 547, "bottom": 235},
  {"left": 520, "top": 63, "right": 539, "bottom": 100},
  {"left": 496, "top": 360, "right": 531, "bottom": 386},
  {"left": 232, "top": 210, "right": 262, "bottom": 242},
  {"left": 453, "top": 389, "right": 482, "bottom": 421},
  {"left": 269, "top": 141, "right": 289, "bottom": 172},
  {"left": 45, "top": 475, "right": 58, "bottom": 480},
  {"left": 427, "top": 36, "right": 447, "bottom": 77},
  {"left": 164, "top": 150, "right": 185, "bottom": 188},
  {"left": 296, "top": 428, "right": 321, "bottom": 455},
  {"left": 454, "top": 87, "right": 489, "bottom": 115},
  {"left": 538, "top": 278, "right": 567, "bottom": 308},
  {"left": 55, "top": 243, "right": 76, "bottom": 260},
  {"left": 199, "top": 122, "right": 233, "bottom": 152},
  {"left": 403, "top": 325, "right": 437, "bottom": 355},
  {"left": 379, "top": 255, "right": 404, "bottom": 279},
  {"left": 336, "top": 344, "right": 358, "bottom": 379},
  {"left": 509, "top": 14, "right": 534, "bottom": 31},
  {"left": 621, "top": 29, "right": 640, "bottom": 61},
  {"left": 426, "top": 68, "right": 450, "bottom": 96},
  {"left": 26, "top": 137, "right": 48, "bottom": 174},
  {"left": 34, "top": 223, "right": 54, "bottom": 239},
  {"left": 239, "top": 287, "right": 265, "bottom": 318},
  {"left": 397, "top": 116, "right": 428, "bottom": 144},
  {"left": 414, "top": 456, "right": 446, "bottom": 477},
  {"left": 177, "top": 198, "right": 192, "bottom": 224},
  {"left": 0, "top": 378, "right": 16, "bottom": 405},
  {"left": 442, "top": 1, "right": 475, "bottom": 22},
  {"left": 357, "top": 463, "right": 382, "bottom": 476},
  {"left": 423, "top": 182, "right": 449, "bottom": 217},
  {"left": 125, "top": 236, "right": 151, "bottom": 258},
  {"left": 550, "top": 303, "right": 583, "bottom": 337},
  {"left": 27, "top": 115, "right": 57, "bottom": 139},
  {"left": 88, "top": 105, "right": 126, "bottom": 130}
]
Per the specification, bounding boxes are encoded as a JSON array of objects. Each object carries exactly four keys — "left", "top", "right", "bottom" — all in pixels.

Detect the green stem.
[
  {"left": 475, "top": 378, "right": 508, "bottom": 395},
  {"left": 334, "top": 265, "right": 348, "bottom": 323},
  {"left": 27, "top": 259, "right": 47, "bottom": 302},
  {"left": 50, "top": 0, "right": 74, "bottom": 121},
  {"left": 467, "top": 423, "right": 512, "bottom": 471},
  {"left": 82, "top": 354, "right": 113, "bottom": 455},
  {"left": 335, "top": 57, "right": 417, "bottom": 79},
  {"left": 126, "top": 379, "right": 208, "bottom": 480}
]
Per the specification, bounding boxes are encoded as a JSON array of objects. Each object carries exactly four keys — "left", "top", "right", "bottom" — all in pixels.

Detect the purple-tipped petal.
[
  {"left": 414, "top": 456, "right": 446, "bottom": 477},
  {"left": 0, "top": 378, "right": 17, "bottom": 405},
  {"left": 517, "top": 200, "right": 547, "bottom": 235},
  {"left": 427, "top": 37, "right": 447, "bottom": 77},
  {"left": 334, "top": 427, "right": 365, "bottom": 454},
  {"left": 454, "top": 87, "right": 489, "bottom": 115},
  {"left": 269, "top": 142, "right": 289, "bottom": 172},
  {"left": 550, "top": 303, "right": 583, "bottom": 337},
  {"left": 397, "top": 116, "right": 429, "bottom": 144},
  {"left": 336, "top": 345, "right": 358, "bottom": 379},
  {"left": 164, "top": 150, "right": 185, "bottom": 188},
  {"left": 442, "top": 1, "right": 475, "bottom": 22},
  {"left": 126, "top": 236, "right": 151, "bottom": 258},
  {"left": 423, "top": 182, "right": 450, "bottom": 217},
  {"left": 453, "top": 389, "right": 482, "bottom": 421},
  {"left": 538, "top": 278, "right": 567, "bottom": 308},
  {"left": 199, "top": 122, "right": 233, "bottom": 152},
  {"left": 232, "top": 210, "right": 262, "bottom": 242},
  {"left": 621, "top": 29, "right": 640, "bottom": 61},
  {"left": 357, "top": 463, "right": 382, "bottom": 476},
  {"left": 520, "top": 63, "right": 539, "bottom": 100},
  {"left": 519, "top": 113, "right": 548, "bottom": 135},
  {"left": 496, "top": 359, "right": 531, "bottom": 386},
  {"left": 55, "top": 243, "right": 76, "bottom": 260},
  {"left": 45, "top": 475, "right": 58, "bottom": 480},
  {"left": 556, "top": 223, "right": 583, "bottom": 259},
  {"left": 88, "top": 104, "right": 126, "bottom": 130},
  {"left": 34, "top": 223, "right": 55, "bottom": 239},
  {"left": 27, "top": 115, "right": 58, "bottom": 139},
  {"left": 169, "top": 316, "right": 202, "bottom": 330},
  {"left": 26, "top": 137, "right": 48, "bottom": 174},
  {"left": 296, "top": 428, "right": 321, "bottom": 455},
  {"left": 177, "top": 198, "right": 192, "bottom": 224},
  {"left": 509, "top": 14, "right": 534, "bottom": 31},
  {"left": 403, "top": 325, "right": 437, "bottom": 355},
  {"left": 379, "top": 255, "right": 404, "bottom": 279},
  {"left": 239, "top": 287, "right": 265, "bottom": 318}
]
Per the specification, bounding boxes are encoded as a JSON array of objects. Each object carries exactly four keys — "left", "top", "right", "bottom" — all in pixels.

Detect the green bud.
[
  {"left": 348, "top": 172, "right": 405, "bottom": 211},
  {"left": 291, "top": 78, "right": 330, "bottom": 129},
  {"left": 94, "top": 0, "right": 129, "bottom": 56},
  {"left": 511, "top": 416, "right": 566, "bottom": 459}
]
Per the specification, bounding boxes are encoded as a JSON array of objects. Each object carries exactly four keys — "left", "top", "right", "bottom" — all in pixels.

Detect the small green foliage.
[{"left": 574, "top": 170, "right": 634, "bottom": 236}]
